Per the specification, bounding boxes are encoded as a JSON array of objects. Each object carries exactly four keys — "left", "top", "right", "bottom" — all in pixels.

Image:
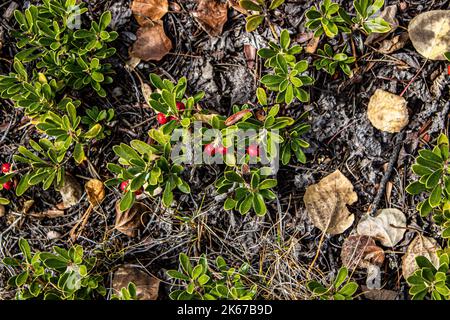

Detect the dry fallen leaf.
[
  {"left": 29, "top": 209, "right": 65, "bottom": 219},
  {"left": 0, "top": 204, "right": 5, "bottom": 217},
  {"left": 59, "top": 174, "right": 82, "bottom": 209},
  {"left": 367, "top": 89, "right": 409, "bottom": 133},
  {"left": 193, "top": 0, "right": 228, "bottom": 37},
  {"left": 303, "top": 170, "right": 357, "bottom": 234},
  {"left": 115, "top": 202, "right": 149, "bottom": 237},
  {"left": 85, "top": 179, "right": 105, "bottom": 207},
  {"left": 365, "top": 5, "right": 399, "bottom": 45},
  {"left": 47, "top": 230, "right": 62, "bottom": 240},
  {"left": 362, "top": 286, "right": 398, "bottom": 300},
  {"left": 357, "top": 208, "right": 406, "bottom": 247},
  {"left": 130, "top": 22, "right": 172, "bottom": 61},
  {"left": 244, "top": 44, "right": 256, "bottom": 69},
  {"left": 225, "top": 109, "right": 252, "bottom": 126},
  {"left": 408, "top": 10, "right": 450, "bottom": 60},
  {"left": 377, "top": 32, "right": 409, "bottom": 54},
  {"left": 131, "top": 0, "right": 168, "bottom": 26},
  {"left": 113, "top": 265, "right": 160, "bottom": 300},
  {"left": 402, "top": 234, "right": 440, "bottom": 279},
  {"left": 341, "top": 235, "right": 385, "bottom": 270},
  {"left": 305, "top": 36, "right": 321, "bottom": 54}
]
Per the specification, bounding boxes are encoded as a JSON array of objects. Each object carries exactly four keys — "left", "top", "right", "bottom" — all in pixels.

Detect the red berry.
[
  {"left": 448, "top": 65, "right": 450, "bottom": 75},
  {"left": 135, "top": 188, "right": 143, "bottom": 196},
  {"left": 217, "top": 145, "right": 228, "bottom": 155},
  {"left": 247, "top": 144, "right": 259, "bottom": 157},
  {"left": 1, "top": 163, "right": 11, "bottom": 173},
  {"left": 157, "top": 113, "right": 168, "bottom": 125},
  {"left": 120, "top": 181, "right": 129, "bottom": 192},
  {"left": 168, "top": 116, "right": 177, "bottom": 121},
  {"left": 176, "top": 102, "right": 185, "bottom": 111},
  {"left": 2, "top": 181, "right": 12, "bottom": 191},
  {"left": 204, "top": 144, "right": 216, "bottom": 156}
]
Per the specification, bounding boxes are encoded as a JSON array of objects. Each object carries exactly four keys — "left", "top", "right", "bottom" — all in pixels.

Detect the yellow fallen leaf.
[
  {"left": 408, "top": 10, "right": 450, "bottom": 60},
  {"left": 303, "top": 170, "right": 357, "bottom": 234}
]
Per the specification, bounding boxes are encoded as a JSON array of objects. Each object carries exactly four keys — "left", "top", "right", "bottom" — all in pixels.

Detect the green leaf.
[
  {"left": 239, "top": 194, "right": 254, "bottom": 214},
  {"left": 179, "top": 253, "right": 192, "bottom": 276},
  {"left": 191, "top": 265, "right": 203, "bottom": 280},
  {"left": 73, "top": 143, "right": 86, "bottom": 164},
  {"left": 429, "top": 184, "right": 442, "bottom": 207},
  {"left": 239, "top": 0, "right": 262, "bottom": 11},
  {"left": 259, "top": 179, "right": 277, "bottom": 190},
  {"left": 163, "top": 184, "right": 173, "bottom": 207},
  {"left": 253, "top": 192, "right": 267, "bottom": 216},
  {"left": 334, "top": 267, "right": 348, "bottom": 288},
  {"left": 16, "top": 173, "right": 31, "bottom": 196},
  {"left": 256, "top": 87, "right": 267, "bottom": 106},
  {"left": 19, "top": 238, "right": 31, "bottom": 262},
  {"left": 280, "top": 29, "right": 290, "bottom": 50},
  {"left": 245, "top": 14, "right": 264, "bottom": 32},
  {"left": 405, "top": 181, "right": 426, "bottom": 195},
  {"left": 269, "top": 0, "right": 285, "bottom": 10},
  {"left": 224, "top": 198, "right": 237, "bottom": 211},
  {"left": 119, "top": 190, "right": 135, "bottom": 212},
  {"left": 99, "top": 11, "right": 112, "bottom": 30},
  {"left": 224, "top": 171, "right": 244, "bottom": 183}
]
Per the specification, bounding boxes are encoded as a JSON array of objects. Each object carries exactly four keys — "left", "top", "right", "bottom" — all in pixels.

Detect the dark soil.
[{"left": 0, "top": 0, "right": 449, "bottom": 300}]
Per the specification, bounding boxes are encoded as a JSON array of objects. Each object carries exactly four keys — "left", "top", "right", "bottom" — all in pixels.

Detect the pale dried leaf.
[
  {"left": 193, "top": 0, "right": 228, "bottom": 37},
  {"left": 0, "top": 204, "right": 5, "bottom": 217},
  {"left": 303, "top": 170, "right": 357, "bottom": 234},
  {"left": 130, "top": 22, "right": 172, "bottom": 61},
  {"left": 47, "top": 230, "right": 62, "bottom": 240},
  {"left": 377, "top": 32, "right": 409, "bottom": 54},
  {"left": 402, "top": 234, "right": 440, "bottom": 279},
  {"left": 131, "top": 0, "right": 168, "bottom": 26},
  {"left": 357, "top": 208, "right": 406, "bottom": 247},
  {"left": 367, "top": 89, "right": 409, "bottom": 133},
  {"left": 305, "top": 36, "right": 320, "bottom": 54},
  {"left": 22, "top": 200, "right": 34, "bottom": 214},
  {"left": 341, "top": 235, "right": 385, "bottom": 270},
  {"left": 85, "top": 179, "right": 105, "bottom": 206},
  {"left": 115, "top": 202, "right": 149, "bottom": 237},
  {"left": 408, "top": 10, "right": 450, "bottom": 60},
  {"left": 113, "top": 265, "right": 160, "bottom": 300},
  {"left": 29, "top": 209, "right": 65, "bottom": 219},
  {"left": 59, "top": 174, "right": 82, "bottom": 208}
]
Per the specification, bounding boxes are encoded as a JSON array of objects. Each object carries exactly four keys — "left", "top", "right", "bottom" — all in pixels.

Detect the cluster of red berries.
[
  {"left": 119, "top": 180, "right": 143, "bottom": 195},
  {"left": 156, "top": 102, "right": 185, "bottom": 125},
  {"left": 203, "top": 143, "right": 259, "bottom": 157},
  {"left": 1, "top": 163, "right": 13, "bottom": 190}
]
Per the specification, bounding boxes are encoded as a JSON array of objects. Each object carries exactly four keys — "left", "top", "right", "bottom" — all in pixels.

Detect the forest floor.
[{"left": 0, "top": 0, "right": 449, "bottom": 300}]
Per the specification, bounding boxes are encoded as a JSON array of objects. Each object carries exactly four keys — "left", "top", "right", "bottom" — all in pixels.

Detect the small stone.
[
  {"left": 47, "top": 231, "right": 61, "bottom": 240},
  {"left": 367, "top": 89, "right": 409, "bottom": 133}
]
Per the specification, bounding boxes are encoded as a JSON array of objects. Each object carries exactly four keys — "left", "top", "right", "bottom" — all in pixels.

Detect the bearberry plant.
[
  {"left": 406, "top": 253, "right": 450, "bottom": 300},
  {"left": 167, "top": 253, "right": 257, "bottom": 300},
  {"left": 239, "top": 0, "right": 286, "bottom": 32},
  {"left": 258, "top": 30, "right": 314, "bottom": 104},
  {"left": 0, "top": 1, "right": 117, "bottom": 196},
  {"left": 307, "top": 267, "right": 359, "bottom": 300},
  {"left": 405, "top": 134, "right": 449, "bottom": 236},
  {"left": 313, "top": 44, "right": 356, "bottom": 77},
  {"left": 2, "top": 239, "right": 107, "bottom": 300}
]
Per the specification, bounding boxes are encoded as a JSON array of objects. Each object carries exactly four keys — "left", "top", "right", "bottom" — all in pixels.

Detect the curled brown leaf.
[
  {"left": 113, "top": 265, "right": 160, "bottom": 300},
  {"left": 130, "top": 22, "right": 172, "bottom": 61},
  {"left": 193, "top": 0, "right": 228, "bottom": 37},
  {"left": 341, "top": 235, "right": 385, "bottom": 270}
]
